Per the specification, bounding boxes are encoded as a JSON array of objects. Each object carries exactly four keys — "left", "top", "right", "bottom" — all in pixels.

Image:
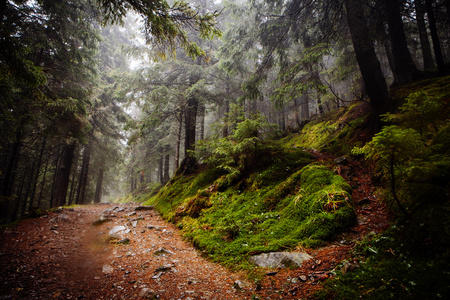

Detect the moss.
[{"left": 165, "top": 162, "right": 356, "bottom": 270}]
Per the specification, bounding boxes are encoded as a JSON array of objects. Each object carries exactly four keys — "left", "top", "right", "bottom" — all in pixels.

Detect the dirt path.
[
  {"left": 0, "top": 203, "right": 250, "bottom": 299},
  {"left": 0, "top": 155, "right": 392, "bottom": 300}
]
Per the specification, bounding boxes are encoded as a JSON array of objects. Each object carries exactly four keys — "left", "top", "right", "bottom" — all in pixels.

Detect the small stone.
[
  {"left": 291, "top": 278, "right": 298, "bottom": 284},
  {"left": 299, "top": 275, "right": 307, "bottom": 282},
  {"left": 153, "top": 247, "right": 174, "bottom": 256},
  {"left": 233, "top": 280, "right": 252, "bottom": 290},
  {"left": 102, "top": 265, "right": 113, "bottom": 274},
  {"left": 139, "top": 288, "right": 157, "bottom": 299}
]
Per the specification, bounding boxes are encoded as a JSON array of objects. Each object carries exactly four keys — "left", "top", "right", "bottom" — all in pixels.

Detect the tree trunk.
[
  {"left": 37, "top": 158, "right": 49, "bottom": 208},
  {"left": 94, "top": 168, "right": 104, "bottom": 204},
  {"left": 53, "top": 143, "right": 76, "bottom": 207},
  {"left": 198, "top": 101, "right": 205, "bottom": 141},
  {"left": 425, "top": 0, "right": 446, "bottom": 75},
  {"left": 159, "top": 156, "right": 164, "bottom": 184},
  {"left": 415, "top": 0, "right": 435, "bottom": 70},
  {"left": 29, "top": 137, "right": 46, "bottom": 210},
  {"left": 382, "top": 0, "right": 420, "bottom": 84},
  {"left": 344, "top": 0, "right": 391, "bottom": 115},
  {"left": 1, "top": 130, "right": 22, "bottom": 197},
  {"left": 175, "top": 109, "right": 183, "bottom": 170},
  {"left": 49, "top": 147, "right": 62, "bottom": 208},
  {"left": 76, "top": 142, "right": 91, "bottom": 205},
  {"left": 222, "top": 82, "right": 231, "bottom": 138},
  {"left": 163, "top": 144, "right": 170, "bottom": 184},
  {"left": 67, "top": 153, "right": 79, "bottom": 206},
  {"left": 301, "top": 95, "right": 310, "bottom": 120},
  {"left": 20, "top": 162, "right": 36, "bottom": 216},
  {"left": 184, "top": 95, "right": 198, "bottom": 155}
]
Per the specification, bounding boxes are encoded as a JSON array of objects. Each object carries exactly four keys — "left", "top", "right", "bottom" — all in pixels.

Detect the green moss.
[{"left": 164, "top": 162, "right": 356, "bottom": 270}]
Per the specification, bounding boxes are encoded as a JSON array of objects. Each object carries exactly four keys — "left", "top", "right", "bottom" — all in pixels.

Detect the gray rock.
[
  {"left": 153, "top": 247, "right": 174, "bottom": 256},
  {"left": 102, "top": 264, "right": 113, "bottom": 274},
  {"left": 139, "top": 288, "right": 157, "bottom": 299},
  {"left": 249, "top": 252, "right": 312, "bottom": 268},
  {"left": 233, "top": 280, "right": 252, "bottom": 290},
  {"left": 108, "top": 225, "right": 129, "bottom": 239}
]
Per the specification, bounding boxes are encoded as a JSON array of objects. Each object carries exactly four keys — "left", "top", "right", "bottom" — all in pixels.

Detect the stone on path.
[
  {"left": 139, "top": 288, "right": 157, "bottom": 299},
  {"left": 102, "top": 264, "right": 113, "bottom": 274},
  {"left": 108, "top": 225, "right": 129, "bottom": 239},
  {"left": 249, "top": 252, "right": 312, "bottom": 268}
]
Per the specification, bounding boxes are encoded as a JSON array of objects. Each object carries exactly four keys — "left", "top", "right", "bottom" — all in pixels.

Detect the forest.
[{"left": 1, "top": 0, "right": 449, "bottom": 299}]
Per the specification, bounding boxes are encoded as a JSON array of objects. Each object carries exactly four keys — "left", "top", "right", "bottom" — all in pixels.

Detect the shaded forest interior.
[
  {"left": 1, "top": 0, "right": 450, "bottom": 299},
  {"left": 2, "top": 0, "right": 449, "bottom": 223}
]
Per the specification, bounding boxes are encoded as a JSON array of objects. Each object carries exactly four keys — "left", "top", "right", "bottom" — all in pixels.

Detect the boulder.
[{"left": 249, "top": 252, "right": 312, "bottom": 268}]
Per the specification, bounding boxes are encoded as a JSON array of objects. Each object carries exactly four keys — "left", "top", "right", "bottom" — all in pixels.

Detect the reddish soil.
[{"left": 0, "top": 153, "right": 392, "bottom": 300}]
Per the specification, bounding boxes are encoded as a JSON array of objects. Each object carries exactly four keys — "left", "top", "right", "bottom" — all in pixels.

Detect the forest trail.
[
  {"left": 0, "top": 154, "right": 392, "bottom": 300},
  {"left": 0, "top": 203, "right": 250, "bottom": 300}
]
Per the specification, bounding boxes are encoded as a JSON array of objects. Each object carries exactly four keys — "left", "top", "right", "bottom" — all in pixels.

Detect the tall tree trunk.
[
  {"left": 382, "top": 0, "right": 420, "bottom": 84},
  {"left": 21, "top": 162, "right": 36, "bottom": 216},
  {"left": 344, "top": 0, "right": 391, "bottom": 115},
  {"left": 159, "top": 156, "right": 164, "bottom": 184},
  {"left": 49, "top": 147, "right": 62, "bottom": 208},
  {"left": 76, "top": 142, "right": 91, "bottom": 205},
  {"left": 37, "top": 158, "right": 49, "bottom": 208},
  {"left": 29, "top": 137, "right": 46, "bottom": 210},
  {"left": 198, "top": 102, "right": 205, "bottom": 141},
  {"left": 184, "top": 95, "right": 198, "bottom": 155},
  {"left": 425, "top": 0, "right": 446, "bottom": 75},
  {"left": 415, "top": 0, "right": 435, "bottom": 70},
  {"left": 175, "top": 109, "right": 183, "bottom": 170},
  {"left": 94, "top": 168, "right": 104, "bottom": 204},
  {"left": 67, "top": 153, "right": 79, "bottom": 206},
  {"left": 53, "top": 143, "right": 76, "bottom": 207},
  {"left": 2, "top": 130, "right": 22, "bottom": 197},
  {"left": 222, "top": 82, "right": 231, "bottom": 138},
  {"left": 163, "top": 145, "right": 170, "bottom": 184},
  {"left": 301, "top": 95, "right": 310, "bottom": 120}
]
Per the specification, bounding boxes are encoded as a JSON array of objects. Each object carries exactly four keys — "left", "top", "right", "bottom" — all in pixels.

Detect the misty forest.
[{"left": 1, "top": 0, "right": 450, "bottom": 299}]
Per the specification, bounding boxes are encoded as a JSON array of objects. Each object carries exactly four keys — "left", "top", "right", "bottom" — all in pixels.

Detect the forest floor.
[{"left": 0, "top": 154, "right": 392, "bottom": 300}]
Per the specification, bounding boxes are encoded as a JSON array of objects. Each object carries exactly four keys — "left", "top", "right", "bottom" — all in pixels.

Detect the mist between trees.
[{"left": 1, "top": 0, "right": 449, "bottom": 223}]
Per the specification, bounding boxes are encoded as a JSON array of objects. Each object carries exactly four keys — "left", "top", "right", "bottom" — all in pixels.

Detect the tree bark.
[
  {"left": 159, "top": 156, "right": 164, "bottom": 184},
  {"left": 53, "top": 143, "right": 76, "bottom": 207},
  {"left": 184, "top": 95, "right": 198, "bottom": 155},
  {"left": 75, "top": 142, "right": 91, "bottom": 205},
  {"left": 382, "top": 0, "right": 420, "bottom": 84},
  {"left": 37, "top": 159, "right": 49, "bottom": 208},
  {"left": 1, "top": 130, "right": 22, "bottom": 197},
  {"left": 94, "top": 168, "right": 104, "bottom": 204},
  {"left": 175, "top": 109, "right": 183, "bottom": 169},
  {"left": 29, "top": 137, "right": 46, "bottom": 210},
  {"left": 414, "top": 0, "right": 435, "bottom": 70},
  {"left": 21, "top": 162, "right": 36, "bottom": 216},
  {"left": 163, "top": 144, "right": 170, "bottom": 184},
  {"left": 344, "top": 0, "right": 391, "bottom": 115},
  {"left": 425, "top": 0, "right": 446, "bottom": 75}
]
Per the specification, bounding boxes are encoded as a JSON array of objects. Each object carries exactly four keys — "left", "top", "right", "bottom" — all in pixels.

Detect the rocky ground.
[{"left": 0, "top": 154, "right": 391, "bottom": 300}]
